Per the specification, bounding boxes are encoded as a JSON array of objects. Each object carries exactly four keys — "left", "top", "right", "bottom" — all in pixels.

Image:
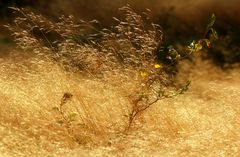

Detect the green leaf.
[
  {"left": 168, "top": 45, "right": 179, "bottom": 59},
  {"left": 207, "top": 14, "right": 216, "bottom": 31},
  {"left": 190, "top": 40, "right": 195, "bottom": 47},
  {"left": 210, "top": 28, "right": 218, "bottom": 41}
]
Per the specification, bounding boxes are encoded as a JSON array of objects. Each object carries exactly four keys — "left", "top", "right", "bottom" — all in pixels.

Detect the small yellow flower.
[
  {"left": 154, "top": 64, "right": 162, "bottom": 69},
  {"left": 140, "top": 72, "right": 148, "bottom": 77},
  {"left": 195, "top": 42, "right": 203, "bottom": 52}
]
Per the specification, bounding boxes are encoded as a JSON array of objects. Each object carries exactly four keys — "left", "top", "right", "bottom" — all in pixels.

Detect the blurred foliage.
[
  {"left": 158, "top": 7, "right": 240, "bottom": 67},
  {"left": 0, "top": 0, "right": 240, "bottom": 66},
  {"left": 0, "top": 0, "right": 35, "bottom": 17}
]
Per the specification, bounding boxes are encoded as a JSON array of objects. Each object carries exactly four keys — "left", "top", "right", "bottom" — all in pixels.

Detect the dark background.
[{"left": 1, "top": 0, "right": 240, "bottom": 65}]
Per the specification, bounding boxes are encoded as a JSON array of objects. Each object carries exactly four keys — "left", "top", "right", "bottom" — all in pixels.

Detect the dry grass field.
[
  {"left": 0, "top": 52, "right": 239, "bottom": 157},
  {"left": 0, "top": 1, "right": 239, "bottom": 157}
]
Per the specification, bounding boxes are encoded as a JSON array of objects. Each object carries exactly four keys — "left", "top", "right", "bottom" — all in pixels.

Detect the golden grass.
[
  {"left": 0, "top": 51, "right": 239, "bottom": 157},
  {"left": 1, "top": 4, "right": 239, "bottom": 156}
]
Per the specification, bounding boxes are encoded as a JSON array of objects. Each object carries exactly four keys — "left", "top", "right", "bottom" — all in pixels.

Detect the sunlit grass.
[
  {"left": 0, "top": 5, "right": 239, "bottom": 157},
  {"left": 0, "top": 52, "right": 239, "bottom": 156}
]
